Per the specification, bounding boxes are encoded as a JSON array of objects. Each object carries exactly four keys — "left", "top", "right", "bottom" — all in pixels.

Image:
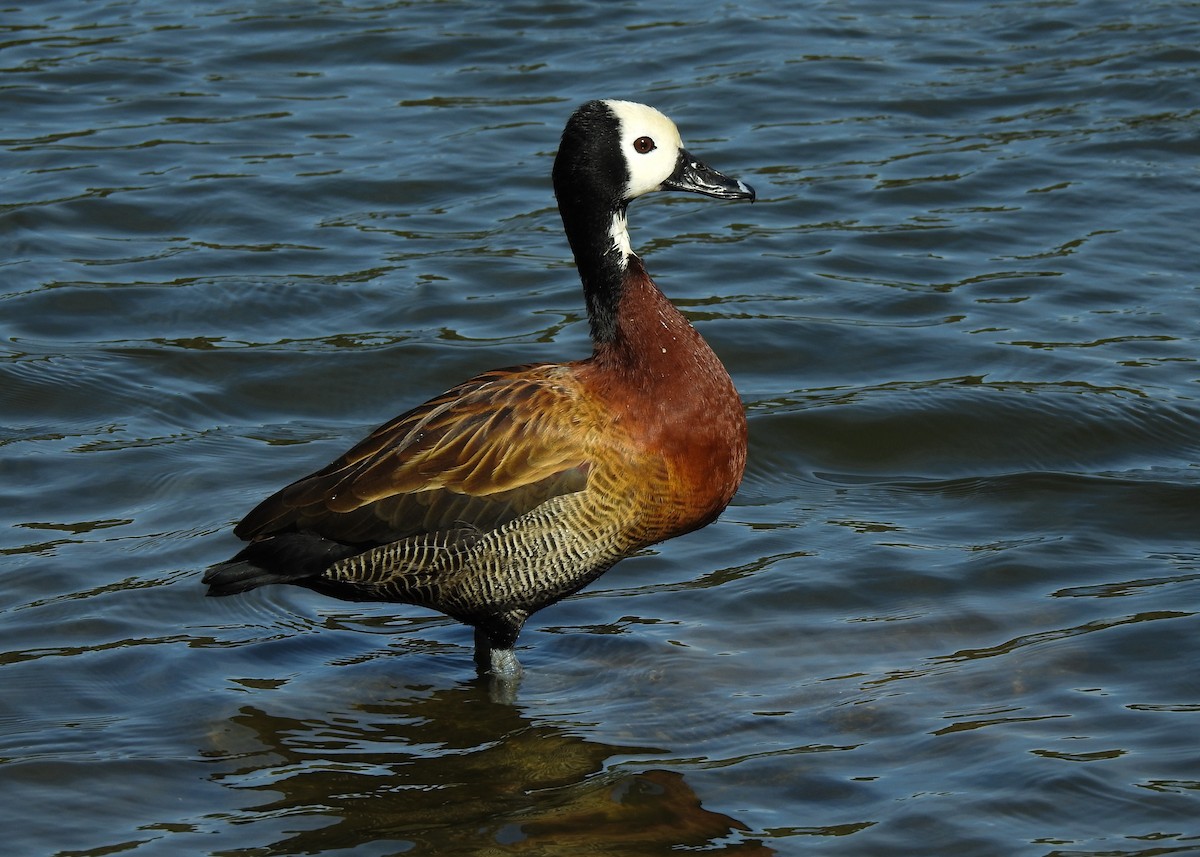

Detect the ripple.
[
  {"left": 751, "top": 376, "right": 1200, "bottom": 480},
  {"left": 4, "top": 1, "right": 1200, "bottom": 856}
]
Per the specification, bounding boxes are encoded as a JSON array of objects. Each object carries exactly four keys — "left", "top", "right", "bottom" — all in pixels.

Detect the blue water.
[{"left": 2, "top": 1, "right": 1199, "bottom": 854}]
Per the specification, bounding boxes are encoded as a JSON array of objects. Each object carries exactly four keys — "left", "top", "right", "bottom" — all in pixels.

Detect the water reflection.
[{"left": 205, "top": 680, "right": 772, "bottom": 854}]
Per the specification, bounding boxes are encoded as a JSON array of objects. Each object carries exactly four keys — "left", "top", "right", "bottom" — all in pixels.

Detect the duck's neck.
[
  {"left": 560, "top": 197, "right": 723, "bottom": 384},
  {"left": 592, "top": 254, "right": 714, "bottom": 371},
  {"left": 560, "top": 199, "right": 635, "bottom": 346}
]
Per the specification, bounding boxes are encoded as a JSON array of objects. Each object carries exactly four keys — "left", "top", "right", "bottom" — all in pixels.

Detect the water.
[{"left": 2, "top": 0, "right": 1198, "bottom": 854}]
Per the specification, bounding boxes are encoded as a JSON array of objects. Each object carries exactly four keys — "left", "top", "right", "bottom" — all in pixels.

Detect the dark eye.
[{"left": 633, "top": 136, "right": 656, "bottom": 154}]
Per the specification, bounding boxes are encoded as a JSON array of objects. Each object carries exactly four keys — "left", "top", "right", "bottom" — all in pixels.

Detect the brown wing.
[{"left": 234, "top": 364, "right": 594, "bottom": 545}]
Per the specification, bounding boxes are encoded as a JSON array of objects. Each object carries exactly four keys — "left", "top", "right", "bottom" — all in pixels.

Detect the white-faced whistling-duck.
[{"left": 203, "top": 100, "right": 756, "bottom": 678}]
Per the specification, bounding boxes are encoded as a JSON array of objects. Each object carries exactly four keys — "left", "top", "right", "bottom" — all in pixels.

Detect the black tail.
[{"left": 203, "top": 532, "right": 361, "bottom": 596}]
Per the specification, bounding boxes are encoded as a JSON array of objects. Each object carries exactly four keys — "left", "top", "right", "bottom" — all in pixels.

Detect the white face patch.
[{"left": 603, "top": 99, "right": 685, "bottom": 200}]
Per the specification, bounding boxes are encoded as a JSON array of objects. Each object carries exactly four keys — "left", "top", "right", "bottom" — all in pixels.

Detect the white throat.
[{"left": 608, "top": 210, "right": 633, "bottom": 262}]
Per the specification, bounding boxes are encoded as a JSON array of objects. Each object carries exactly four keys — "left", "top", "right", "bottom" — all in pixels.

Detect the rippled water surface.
[{"left": 3, "top": 1, "right": 1199, "bottom": 854}]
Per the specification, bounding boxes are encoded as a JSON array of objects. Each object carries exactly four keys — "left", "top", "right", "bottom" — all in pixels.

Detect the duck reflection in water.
[{"left": 205, "top": 682, "right": 773, "bottom": 854}]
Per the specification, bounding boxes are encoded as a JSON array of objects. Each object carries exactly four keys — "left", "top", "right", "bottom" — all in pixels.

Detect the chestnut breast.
[{"left": 578, "top": 264, "right": 747, "bottom": 539}]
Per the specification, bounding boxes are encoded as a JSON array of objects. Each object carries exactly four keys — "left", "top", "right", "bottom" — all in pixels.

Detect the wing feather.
[{"left": 234, "top": 364, "right": 594, "bottom": 545}]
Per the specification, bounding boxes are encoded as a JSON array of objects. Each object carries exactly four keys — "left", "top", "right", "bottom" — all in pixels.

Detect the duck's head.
[
  {"left": 553, "top": 100, "right": 755, "bottom": 343},
  {"left": 553, "top": 99, "right": 755, "bottom": 220}
]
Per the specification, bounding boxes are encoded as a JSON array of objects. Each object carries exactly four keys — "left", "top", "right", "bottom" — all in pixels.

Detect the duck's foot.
[
  {"left": 487, "top": 647, "right": 523, "bottom": 679},
  {"left": 473, "top": 626, "right": 523, "bottom": 680}
]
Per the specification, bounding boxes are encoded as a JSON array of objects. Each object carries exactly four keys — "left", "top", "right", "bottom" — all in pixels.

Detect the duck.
[{"left": 203, "top": 99, "right": 755, "bottom": 678}]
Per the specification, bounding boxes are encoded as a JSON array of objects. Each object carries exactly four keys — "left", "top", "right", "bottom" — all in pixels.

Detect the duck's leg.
[{"left": 472, "top": 612, "right": 526, "bottom": 678}]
